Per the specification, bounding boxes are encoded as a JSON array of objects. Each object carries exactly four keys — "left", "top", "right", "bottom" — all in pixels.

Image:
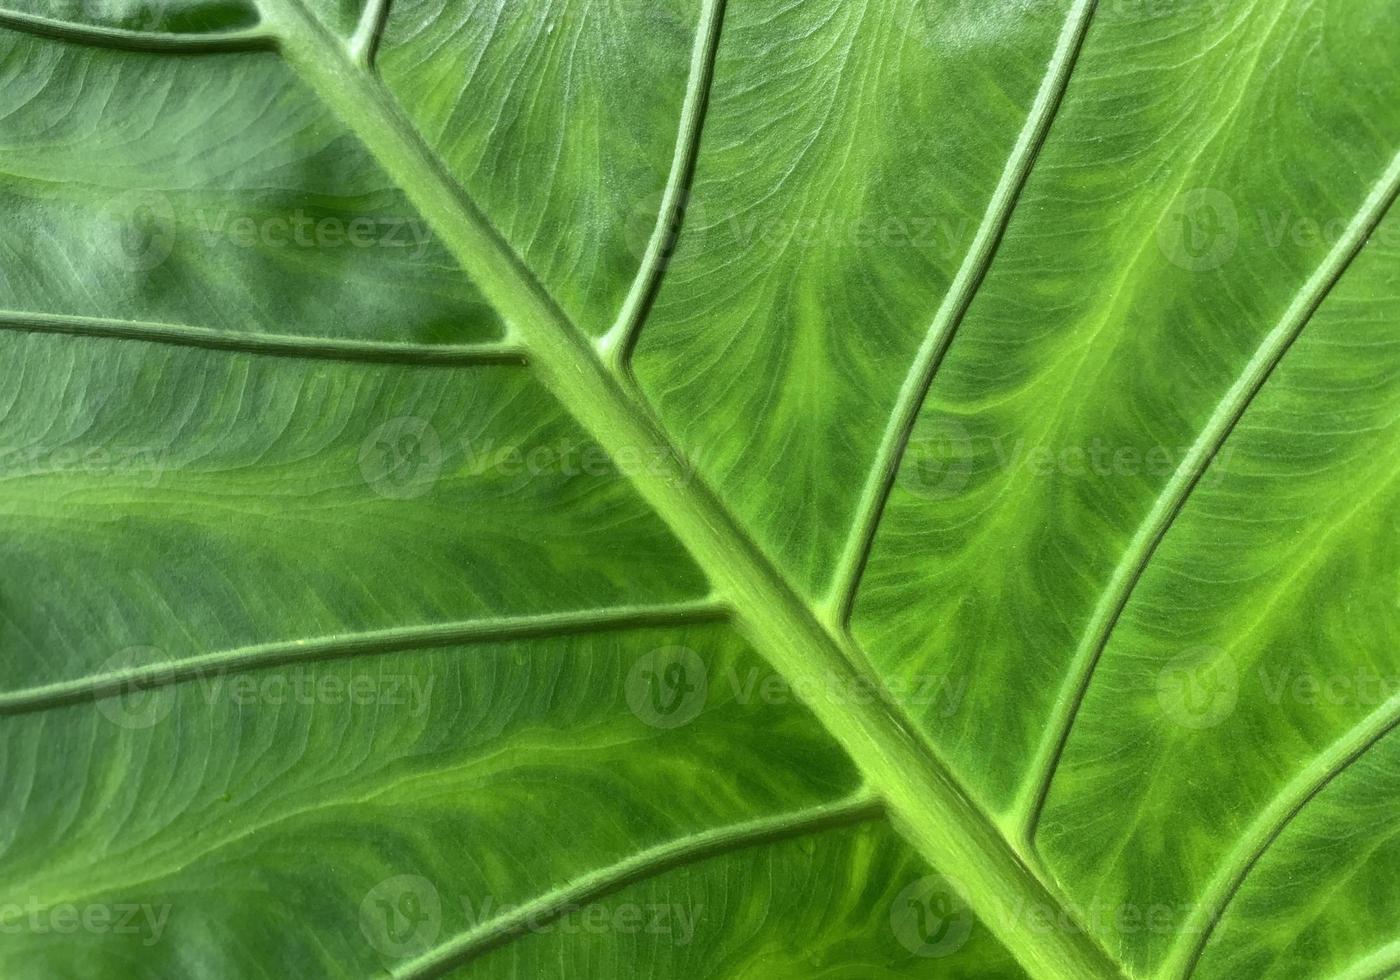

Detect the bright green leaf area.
[{"left": 1, "top": 1, "right": 1397, "bottom": 979}]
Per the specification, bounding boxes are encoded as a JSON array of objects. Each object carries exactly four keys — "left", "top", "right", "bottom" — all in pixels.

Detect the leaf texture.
[{"left": 1, "top": 1, "right": 1397, "bottom": 979}]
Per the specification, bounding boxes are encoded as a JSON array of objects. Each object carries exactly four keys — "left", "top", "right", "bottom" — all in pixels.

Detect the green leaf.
[{"left": 1, "top": 1, "right": 1397, "bottom": 979}]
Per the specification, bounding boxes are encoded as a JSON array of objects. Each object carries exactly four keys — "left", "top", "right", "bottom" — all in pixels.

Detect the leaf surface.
[{"left": 1, "top": 2, "right": 1397, "bottom": 979}]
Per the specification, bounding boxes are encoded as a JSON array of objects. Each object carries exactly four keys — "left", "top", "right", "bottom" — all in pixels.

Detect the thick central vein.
[{"left": 252, "top": 3, "right": 1123, "bottom": 977}]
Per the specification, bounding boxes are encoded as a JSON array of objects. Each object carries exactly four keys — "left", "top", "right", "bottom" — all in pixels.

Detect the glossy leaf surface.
[{"left": 1, "top": 2, "right": 1397, "bottom": 978}]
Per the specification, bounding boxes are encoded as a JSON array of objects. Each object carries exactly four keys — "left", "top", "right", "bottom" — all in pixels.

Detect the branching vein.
[
  {"left": 825, "top": 0, "right": 1099, "bottom": 627},
  {"left": 1161, "top": 688, "right": 1400, "bottom": 980},
  {"left": 349, "top": 0, "right": 391, "bottom": 69},
  {"left": 245, "top": 2, "right": 1127, "bottom": 976},
  {"left": 1016, "top": 145, "right": 1400, "bottom": 843},
  {"left": 0, "top": 311, "right": 526, "bottom": 367},
  {"left": 392, "top": 793, "right": 885, "bottom": 980},
  {"left": 0, "top": 6, "right": 273, "bottom": 52},
  {"left": 598, "top": 0, "right": 728, "bottom": 374},
  {"left": 0, "top": 599, "right": 731, "bottom": 716}
]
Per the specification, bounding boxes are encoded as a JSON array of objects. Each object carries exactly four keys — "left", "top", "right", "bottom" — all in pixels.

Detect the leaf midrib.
[{"left": 250, "top": 1, "right": 1124, "bottom": 977}]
